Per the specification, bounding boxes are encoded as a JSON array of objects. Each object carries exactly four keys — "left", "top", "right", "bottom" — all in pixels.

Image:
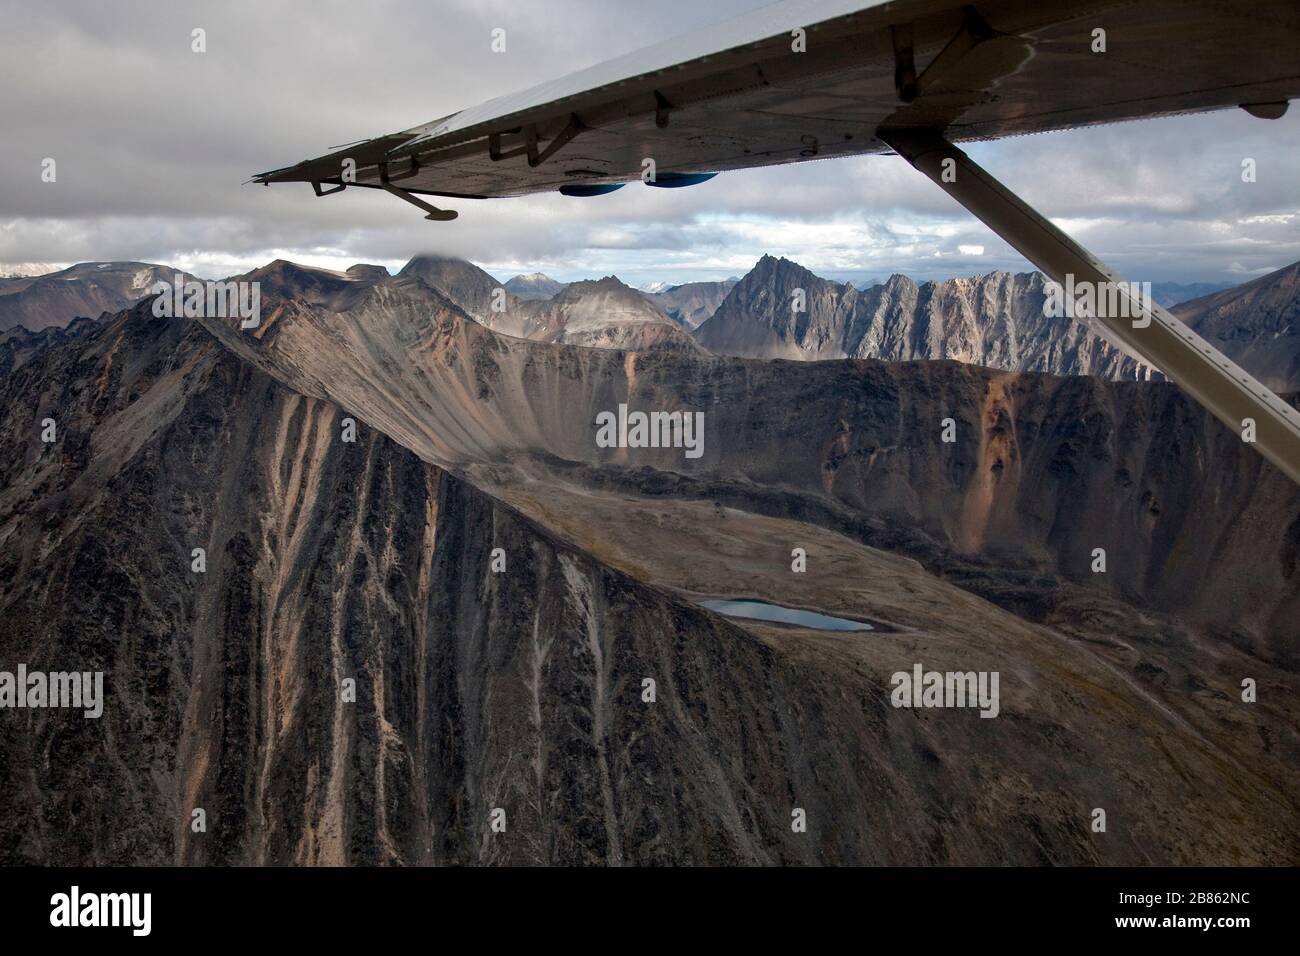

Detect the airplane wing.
[{"left": 253, "top": 0, "right": 1298, "bottom": 201}]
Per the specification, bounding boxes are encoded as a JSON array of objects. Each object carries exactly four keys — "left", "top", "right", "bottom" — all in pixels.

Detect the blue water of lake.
[{"left": 699, "top": 599, "right": 873, "bottom": 631}]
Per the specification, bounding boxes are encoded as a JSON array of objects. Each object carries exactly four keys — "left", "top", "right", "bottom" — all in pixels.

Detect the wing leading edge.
[{"left": 253, "top": 0, "right": 1298, "bottom": 201}]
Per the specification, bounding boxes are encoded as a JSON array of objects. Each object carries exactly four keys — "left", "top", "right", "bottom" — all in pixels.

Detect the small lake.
[{"left": 700, "top": 599, "right": 873, "bottom": 631}]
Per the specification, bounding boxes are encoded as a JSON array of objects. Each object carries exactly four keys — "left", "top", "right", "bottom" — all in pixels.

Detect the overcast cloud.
[{"left": 1, "top": 0, "right": 1298, "bottom": 286}]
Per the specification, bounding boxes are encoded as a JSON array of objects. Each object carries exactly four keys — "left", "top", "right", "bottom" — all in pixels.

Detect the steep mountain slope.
[
  {"left": 198, "top": 275, "right": 1298, "bottom": 657},
  {"left": 697, "top": 256, "right": 1155, "bottom": 379},
  {"left": 1172, "top": 261, "right": 1300, "bottom": 392},
  {"left": 1, "top": 294, "right": 1296, "bottom": 866},
  {"left": 0, "top": 310, "right": 846, "bottom": 864},
  {"left": 0, "top": 261, "right": 192, "bottom": 332}
]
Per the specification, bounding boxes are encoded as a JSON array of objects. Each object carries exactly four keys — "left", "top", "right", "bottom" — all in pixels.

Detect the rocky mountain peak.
[
  {"left": 558, "top": 274, "right": 637, "bottom": 298},
  {"left": 699, "top": 255, "right": 1160, "bottom": 377},
  {"left": 397, "top": 254, "right": 506, "bottom": 317}
]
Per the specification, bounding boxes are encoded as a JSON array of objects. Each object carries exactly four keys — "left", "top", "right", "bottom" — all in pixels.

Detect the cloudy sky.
[{"left": 2, "top": 0, "right": 1298, "bottom": 287}]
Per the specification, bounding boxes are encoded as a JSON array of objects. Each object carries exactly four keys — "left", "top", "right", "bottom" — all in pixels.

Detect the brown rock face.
[
  {"left": 0, "top": 275, "right": 1296, "bottom": 866},
  {"left": 0, "top": 318, "right": 98, "bottom": 377},
  {"left": 0, "top": 313, "right": 823, "bottom": 864},
  {"left": 198, "top": 276, "right": 1298, "bottom": 659}
]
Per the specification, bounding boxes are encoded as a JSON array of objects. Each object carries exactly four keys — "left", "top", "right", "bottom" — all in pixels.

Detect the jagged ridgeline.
[
  {"left": 0, "top": 263, "right": 1296, "bottom": 865},
  {"left": 5, "top": 255, "right": 1297, "bottom": 394}
]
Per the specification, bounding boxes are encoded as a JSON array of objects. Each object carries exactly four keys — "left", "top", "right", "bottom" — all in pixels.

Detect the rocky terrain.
[
  {"left": 396, "top": 255, "right": 697, "bottom": 353},
  {"left": 0, "top": 261, "right": 192, "bottom": 332},
  {"left": 1172, "top": 261, "right": 1300, "bottom": 392},
  {"left": 0, "top": 266, "right": 1295, "bottom": 866},
  {"left": 198, "top": 273, "right": 1300, "bottom": 659},
  {"left": 523, "top": 277, "right": 702, "bottom": 352},
  {"left": 696, "top": 255, "right": 1158, "bottom": 379},
  {"left": 646, "top": 278, "right": 738, "bottom": 329},
  {"left": 0, "top": 318, "right": 98, "bottom": 377}
]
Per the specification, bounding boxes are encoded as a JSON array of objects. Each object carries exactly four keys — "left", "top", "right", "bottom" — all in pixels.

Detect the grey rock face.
[
  {"left": 697, "top": 255, "right": 1157, "bottom": 379},
  {"left": 647, "top": 279, "right": 738, "bottom": 329}
]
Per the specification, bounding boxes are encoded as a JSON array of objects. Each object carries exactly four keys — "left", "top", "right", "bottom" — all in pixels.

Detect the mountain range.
[
  {"left": 6, "top": 255, "right": 1293, "bottom": 391},
  {"left": 0, "top": 258, "right": 1296, "bottom": 865},
  {"left": 0, "top": 261, "right": 195, "bottom": 332},
  {"left": 397, "top": 256, "right": 701, "bottom": 353}
]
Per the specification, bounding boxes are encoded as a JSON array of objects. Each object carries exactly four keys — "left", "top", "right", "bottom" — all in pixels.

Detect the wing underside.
[{"left": 254, "top": 0, "right": 1299, "bottom": 200}]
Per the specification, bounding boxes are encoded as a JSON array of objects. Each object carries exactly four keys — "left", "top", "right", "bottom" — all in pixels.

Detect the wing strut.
[
  {"left": 878, "top": 128, "right": 1300, "bottom": 485},
  {"left": 379, "top": 162, "right": 458, "bottom": 221}
]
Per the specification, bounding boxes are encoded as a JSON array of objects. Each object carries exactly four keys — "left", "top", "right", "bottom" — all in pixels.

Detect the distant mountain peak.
[
  {"left": 249, "top": 259, "right": 344, "bottom": 278},
  {"left": 644, "top": 277, "right": 740, "bottom": 330},
  {"left": 504, "top": 272, "right": 567, "bottom": 301}
]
